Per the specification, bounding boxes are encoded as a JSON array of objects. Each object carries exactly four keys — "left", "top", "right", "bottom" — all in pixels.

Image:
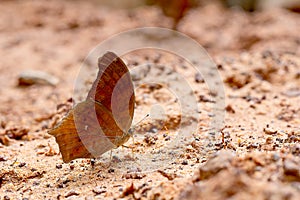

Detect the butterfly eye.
[{"left": 128, "top": 127, "right": 134, "bottom": 135}]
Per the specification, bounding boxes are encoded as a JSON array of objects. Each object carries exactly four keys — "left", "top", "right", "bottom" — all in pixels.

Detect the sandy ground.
[{"left": 0, "top": 0, "right": 299, "bottom": 199}]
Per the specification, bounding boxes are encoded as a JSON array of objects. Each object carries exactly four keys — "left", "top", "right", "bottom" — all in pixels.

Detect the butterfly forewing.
[{"left": 87, "top": 52, "right": 135, "bottom": 133}]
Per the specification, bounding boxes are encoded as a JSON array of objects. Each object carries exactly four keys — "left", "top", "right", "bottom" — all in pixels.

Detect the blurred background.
[{"left": 90, "top": 0, "right": 300, "bottom": 29}]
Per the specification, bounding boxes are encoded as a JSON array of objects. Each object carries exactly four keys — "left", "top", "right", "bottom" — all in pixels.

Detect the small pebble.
[
  {"left": 165, "top": 136, "right": 171, "bottom": 141},
  {"left": 56, "top": 164, "right": 63, "bottom": 169},
  {"left": 276, "top": 138, "right": 284, "bottom": 143},
  {"left": 283, "top": 159, "right": 300, "bottom": 181},
  {"left": 122, "top": 173, "right": 145, "bottom": 179},
  {"left": 90, "top": 159, "right": 96, "bottom": 166},
  {"left": 18, "top": 70, "right": 59, "bottom": 86},
  {"left": 0, "top": 156, "right": 7, "bottom": 161},
  {"left": 225, "top": 104, "right": 235, "bottom": 113},
  {"left": 149, "top": 127, "right": 158, "bottom": 133},
  {"left": 65, "top": 190, "right": 79, "bottom": 198},
  {"left": 295, "top": 71, "right": 300, "bottom": 79},
  {"left": 282, "top": 88, "right": 300, "bottom": 97},
  {"left": 92, "top": 186, "right": 106, "bottom": 195},
  {"left": 33, "top": 181, "right": 40, "bottom": 186},
  {"left": 290, "top": 144, "right": 300, "bottom": 155},
  {"left": 272, "top": 153, "right": 280, "bottom": 161},
  {"left": 69, "top": 164, "right": 75, "bottom": 170},
  {"left": 108, "top": 168, "right": 115, "bottom": 173},
  {"left": 18, "top": 162, "right": 26, "bottom": 167},
  {"left": 182, "top": 160, "right": 188, "bottom": 165},
  {"left": 259, "top": 81, "right": 271, "bottom": 92},
  {"left": 195, "top": 72, "right": 204, "bottom": 83},
  {"left": 112, "top": 155, "right": 121, "bottom": 163},
  {"left": 265, "top": 137, "right": 273, "bottom": 144},
  {"left": 263, "top": 127, "right": 277, "bottom": 135},
  {"left": 63, "top": 178, "right": 70, "bottom": 185}
]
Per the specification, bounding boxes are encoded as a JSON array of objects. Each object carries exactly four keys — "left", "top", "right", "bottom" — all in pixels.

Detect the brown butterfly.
[{"left": 48, "top": 52, "right": 135, "bottom": 163}]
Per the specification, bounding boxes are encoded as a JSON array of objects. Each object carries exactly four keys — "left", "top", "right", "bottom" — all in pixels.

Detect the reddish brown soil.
[{"left": 0, "top": 1, "right": 299, "bottom": 199}]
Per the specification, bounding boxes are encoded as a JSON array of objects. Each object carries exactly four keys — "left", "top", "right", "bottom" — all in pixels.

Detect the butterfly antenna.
[
  {"left": 134, "top": 113, "right": 150, "bottom": 127},
  {"left": 128, "top": 113, "right": 149, "bottom": 134}
]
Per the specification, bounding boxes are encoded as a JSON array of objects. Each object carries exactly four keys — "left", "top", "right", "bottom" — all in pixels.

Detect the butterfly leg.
[
  {"left": 121, "top": 144, "right": 135, "bottom": 160},
  {"left": 131, "top": 135, "right": 135, "bottom": 159},
  {"left": 104, "top": 149, "right": 113, "bottom": 168}
]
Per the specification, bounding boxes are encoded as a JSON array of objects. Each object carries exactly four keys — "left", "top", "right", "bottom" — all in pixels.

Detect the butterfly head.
[{"left": 128, "top": 127, "right": 134, "bottom": 135}]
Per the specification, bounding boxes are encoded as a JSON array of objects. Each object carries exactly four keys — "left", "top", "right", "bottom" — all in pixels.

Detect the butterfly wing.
[
  {"left": 49, "top": 99, "right": 127, "bottom": 163},
  {"left": 87, "top": 52, "right": 135, "bottom": 137},
  {"left": 49, "top": 52, "right": 135, "bottom": 162},
  {"left": 48, "top": 108, "right": 93, "bottom": 163}
]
